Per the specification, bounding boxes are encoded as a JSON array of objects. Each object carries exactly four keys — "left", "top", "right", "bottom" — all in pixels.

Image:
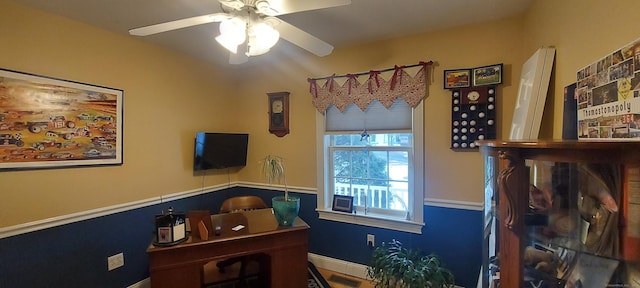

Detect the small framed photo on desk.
[{"left": 332, "top": 195, "right": 354, "bottom": 213}]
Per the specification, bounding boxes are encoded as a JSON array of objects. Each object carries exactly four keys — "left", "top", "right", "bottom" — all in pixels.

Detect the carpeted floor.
[{"left": 205, "top": 261, "right": 330, "bottom": 288}]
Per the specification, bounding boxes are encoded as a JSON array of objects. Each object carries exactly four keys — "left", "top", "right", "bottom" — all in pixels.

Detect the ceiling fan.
[{"left": 129, "top": 0, "right": 352, "bottom": 64}]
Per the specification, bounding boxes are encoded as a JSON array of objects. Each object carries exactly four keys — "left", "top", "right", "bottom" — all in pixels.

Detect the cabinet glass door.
[
  {"left": 483, "top": 154, "right": 498, "bottom": 288},
  {"left": 524, "top": 160, "right": 628, "bottom": 287}
]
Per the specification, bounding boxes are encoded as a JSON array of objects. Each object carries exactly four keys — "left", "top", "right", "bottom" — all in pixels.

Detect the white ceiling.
[{"left": 10, "top": 0, "right": 533, "bottom": 69}]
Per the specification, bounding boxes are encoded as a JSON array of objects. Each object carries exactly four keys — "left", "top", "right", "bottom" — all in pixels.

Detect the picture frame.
[
  {"left": 444, "top": 69, "right": 471, "bottom": 89},
  {"left": 473, "top": 64, "right": 503, "bottom": 86},
  {"left": 0, "top": 68, "right": 123, "bottom": 170},
  {"left": 332, "top": 195, "right": 354, "bottom": 213}
]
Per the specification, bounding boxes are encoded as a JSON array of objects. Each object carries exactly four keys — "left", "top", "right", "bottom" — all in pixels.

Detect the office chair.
[
  {"left": 219, "top": 195, "right": 268, "bottom": 214},
  {"left": 202, "top": 196, "right": 268, "bottom": 287}
]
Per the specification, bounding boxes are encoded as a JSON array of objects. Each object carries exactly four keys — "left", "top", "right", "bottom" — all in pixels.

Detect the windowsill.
[{"left": 316, "top": 209, "right": 424, "bottom": 234}]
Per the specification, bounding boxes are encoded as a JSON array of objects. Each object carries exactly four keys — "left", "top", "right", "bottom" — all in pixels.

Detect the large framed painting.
[{"left": 0, "top": 68, "right": 123, "bottom": 170}]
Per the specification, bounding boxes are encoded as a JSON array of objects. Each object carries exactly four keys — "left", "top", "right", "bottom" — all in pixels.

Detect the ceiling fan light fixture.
[
  {"left": 218, "top": 17, "right": 246, "bottom": 38},
  {"left": 215, "top": 34, "right": 239, "bottom": 53},
  {"left": 129, "top": 0, "right": 351, "bottom": 64},
  {"left": 246, "top": 43, "right": 270, "bottom": 56},
  {"left": 255, "top": 0, "right": 278, "bottom": 16},
  {"left": 216, "top": 17, "right": 247, "bottom": 53},
  {"left": 246, "top": 21, "right": 280, "bottom": 56},
  {"left": 219, "top": 0, "right": 245, "bottom": 11}
]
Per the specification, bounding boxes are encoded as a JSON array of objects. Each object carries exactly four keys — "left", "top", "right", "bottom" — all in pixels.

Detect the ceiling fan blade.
[
  {"left": 229, "top": 42, "right": 249, "bottom": 64},
  {"left": 129, "top": 13, "right": 229, "bottom": 36},
  {"left": 263, "top": 0, "right": 351, "bottom": 16},
  {"left": 275, "top": 20, "right": 333, "bottom": 57}
]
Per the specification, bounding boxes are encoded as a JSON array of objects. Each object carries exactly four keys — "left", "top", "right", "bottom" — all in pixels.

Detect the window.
[
  {"left": 316, "top": 100, "right": 424, "bottom": 233},
  {"left": 330, "top": 134, "right": 411, "bottom": 218}
]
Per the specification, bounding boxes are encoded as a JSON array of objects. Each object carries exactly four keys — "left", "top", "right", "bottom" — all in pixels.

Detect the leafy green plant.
[
  {"left": 367, "top": 239, "right": 454, "bottom": 288},
  {"left": 259, "top": 155, "right": 289, "bottom": 200}
]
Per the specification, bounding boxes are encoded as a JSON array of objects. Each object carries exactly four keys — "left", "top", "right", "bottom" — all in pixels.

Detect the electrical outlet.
[
  {"left": 107, "top": 253, "right": 124, "bottom": 271},
  {"left": 367, "top": 234, "right": 375, "bottom": 247}
]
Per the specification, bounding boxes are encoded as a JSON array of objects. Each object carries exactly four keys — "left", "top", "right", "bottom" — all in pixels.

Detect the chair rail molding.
[{"left": 1, "top": 182, "right": 482, "bottom": 239}]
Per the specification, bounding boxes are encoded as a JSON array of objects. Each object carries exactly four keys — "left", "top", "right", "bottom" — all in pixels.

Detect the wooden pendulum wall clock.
[{"left": 267, "top": 92, "right": 290, "bottom": 137}]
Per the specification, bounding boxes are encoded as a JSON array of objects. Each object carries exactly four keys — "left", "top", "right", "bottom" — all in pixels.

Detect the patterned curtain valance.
[{"left": 307, "top": 61, "right": 432, "bottom": 113}]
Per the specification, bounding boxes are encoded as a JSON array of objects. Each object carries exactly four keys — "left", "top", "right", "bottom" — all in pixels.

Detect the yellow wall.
[
  {"left": 0, "top": 1, "right": 238, "bottom": 226},
  {"left": 0, "top": 1, "right": 526, "bottom": 227},
  {"left": 235, "top": 16, "right": 526, "bottom": 204},
  {"left": 522, "top": 0, "right": 640, "bottom": 138},
  {"left": 4, "top": 0, "right": 640, "bottom": 229}
]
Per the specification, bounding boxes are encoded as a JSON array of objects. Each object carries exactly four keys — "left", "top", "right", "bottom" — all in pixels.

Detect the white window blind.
[{"left": 325, "top": 100, "right": 412, "bottom": 132}]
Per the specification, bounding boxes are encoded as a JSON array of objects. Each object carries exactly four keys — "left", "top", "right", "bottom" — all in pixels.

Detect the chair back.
[{"left": 220, "top": 196, "right": 267, "bottom": 213}]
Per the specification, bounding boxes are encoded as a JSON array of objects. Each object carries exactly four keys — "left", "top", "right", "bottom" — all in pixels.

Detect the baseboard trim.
[
  {"left": 308, "top": 253, "right": 369, "bottom": 280},
  {"left": 308, "top": 253, "right": 465, "bottom": 288},
  {"left": 127, "top": 278, "right": 150, "bottom": 288}
]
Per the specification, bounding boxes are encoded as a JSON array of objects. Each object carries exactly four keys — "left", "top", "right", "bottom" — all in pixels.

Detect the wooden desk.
[{"left": 147, "top": 208, "right": 309, "bottom": 288}]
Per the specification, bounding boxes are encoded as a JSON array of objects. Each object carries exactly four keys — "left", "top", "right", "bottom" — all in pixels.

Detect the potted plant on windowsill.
[
  {"left": 260, "top": 154, "right": 300, "bottom": 226},
  {"left": 367, "top": 239, "right": 455, "bottom": 288}
]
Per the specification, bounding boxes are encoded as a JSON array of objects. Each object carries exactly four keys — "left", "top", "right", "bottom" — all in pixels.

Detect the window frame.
[
  {"left": 315, "top": 102, "right": 425, "bottom": 234},
  {"left": 328, "top": 145, "right": 411, "bottom": 218}
]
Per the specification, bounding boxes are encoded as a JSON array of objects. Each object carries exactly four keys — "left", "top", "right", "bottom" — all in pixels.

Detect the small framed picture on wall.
[
  {"left": 473, "top": 64, "right": 503, "bottom": 86},
  {"left": 444, "top": 69, "right": 471, "bottom": 89}
]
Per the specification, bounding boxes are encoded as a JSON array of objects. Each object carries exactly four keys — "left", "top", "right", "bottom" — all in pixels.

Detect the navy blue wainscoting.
[
  {"left": 304, "top": 200, "right": 483, "bottom": 288},
  {"left": 0, "top": 205, "right": 159, "bottom": 288},
  {"left": 0, "top": 187, "right": 482, "bottom": 288}
]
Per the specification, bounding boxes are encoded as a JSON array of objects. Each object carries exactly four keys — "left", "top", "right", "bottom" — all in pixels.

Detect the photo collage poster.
[{"left": 576, "top": 37, "right": 640, "bottom": 140}]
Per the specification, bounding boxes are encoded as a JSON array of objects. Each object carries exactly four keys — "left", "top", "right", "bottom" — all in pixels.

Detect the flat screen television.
[{"left": 193, "top": 132, "right": 249, "bottom": 171}]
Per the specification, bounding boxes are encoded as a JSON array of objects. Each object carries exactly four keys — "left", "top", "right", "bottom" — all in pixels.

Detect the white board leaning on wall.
[{"left": 509, "top": 47, "right": 556, "bottom": 140}]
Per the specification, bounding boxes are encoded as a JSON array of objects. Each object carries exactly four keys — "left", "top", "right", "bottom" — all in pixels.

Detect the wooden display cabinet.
[{"left": 477, "top": 140, "right": 640, "bottom": 288}]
